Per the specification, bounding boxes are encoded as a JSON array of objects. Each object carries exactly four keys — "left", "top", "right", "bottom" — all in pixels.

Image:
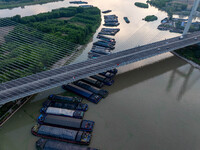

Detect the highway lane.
[{"left": 0, "top": 32, "right": 200, "bottom": 104}]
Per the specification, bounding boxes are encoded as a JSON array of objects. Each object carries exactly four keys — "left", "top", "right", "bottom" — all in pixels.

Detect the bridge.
[
  {"left": 0, "top": 0, "right": 200, "bottom": 105},
  {"left": 0, "top": 31, "right": 200, "bottom": 104}
]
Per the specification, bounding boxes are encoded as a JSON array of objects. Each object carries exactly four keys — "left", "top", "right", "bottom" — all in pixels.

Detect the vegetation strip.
[
  {"left": 134, "top": 2, "right": 149, "bottom": 8},
  {"left": 0, "top": 0, "right": 64, "bottom": 10}
]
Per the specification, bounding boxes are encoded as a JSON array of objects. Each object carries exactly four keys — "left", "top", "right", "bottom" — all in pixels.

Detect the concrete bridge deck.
[{"left": 0, "top": 31, "right": 200, "bottom": 105}]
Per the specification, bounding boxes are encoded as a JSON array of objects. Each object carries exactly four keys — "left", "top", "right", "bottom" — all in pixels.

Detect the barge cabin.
[
  {"left": 99, "top": 71, "right": 115, "bottom": 78},
  {"left": 38, "top": 114, "right": 94, "bottom": 132},
  {"left": 32, "top": 124, "right": 91, "bottom": 145}
]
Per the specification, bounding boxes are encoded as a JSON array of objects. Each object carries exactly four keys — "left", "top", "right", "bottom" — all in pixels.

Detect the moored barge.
[
  {"left": 81, "top": 77, "right": 104, "bottom": 88},
  {"left": 38, "top": 114, "right": 94, "bottom": 132},
  {"left": 74, "top": 81, "right": 109, "bottom": 98},
  {"left": 62, "top": 84, "right": 103, "bottom": 104},
  {"left": 32, "top": 124, "right": 91, "bottom": 145},
  {"left": 43, "top": 100, "right": 88, "bottom": 111},
  {"left": 36, "top": 138, "right": 98, "bottom": 150},
  {"left": 40, "top": 107, "right": 84, "bottom": 119},
  {"left": 48, "top": 94, "right": 82, "bottom": 103},
  {"left": 93, "top": 41, "right": 115, "bottom": 49},
  {"left": 91, "top": 74, "right": 114, "bottom": 86}
]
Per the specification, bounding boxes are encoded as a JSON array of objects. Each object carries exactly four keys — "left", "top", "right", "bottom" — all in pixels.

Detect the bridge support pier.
[{"left": 183, "top": 0, "right": 200, "bottom": 35}]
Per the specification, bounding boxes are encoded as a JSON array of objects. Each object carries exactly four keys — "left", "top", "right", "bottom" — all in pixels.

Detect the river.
[{"left": 1, "top": 0, "right": 200, "bottom": 150}]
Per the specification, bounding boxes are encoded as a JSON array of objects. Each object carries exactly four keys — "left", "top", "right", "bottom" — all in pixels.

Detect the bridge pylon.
[{"left": 183, "top": 0, "right": 200, "bottom": 35}]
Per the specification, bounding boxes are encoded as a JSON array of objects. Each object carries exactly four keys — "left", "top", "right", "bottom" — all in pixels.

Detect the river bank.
[{"left": 0, "top": 0, "right": 64, "bottom": 10}]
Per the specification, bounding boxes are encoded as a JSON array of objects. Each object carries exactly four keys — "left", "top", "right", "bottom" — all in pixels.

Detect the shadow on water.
[{"left": 107, "top": 55, "right": 186, "bottom": 95}]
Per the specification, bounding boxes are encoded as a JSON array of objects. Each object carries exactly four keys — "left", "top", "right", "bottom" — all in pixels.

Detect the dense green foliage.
[
  {"left": 0, "top": 7, "right": 101, "bottom": 82},
  {"left": 11, "top": 7, "right": 101, "bottom": 44},
  {"left": 134, "top": 2, "right": 149, "bottom": 8},
  {"left": 144, "top": 15, "right": 158, "bottom": 22},
  {"left": 175, "top": 45, "right": 200, "bottom": 65},
  {"left": 0, "top": 0, "right": 63, "bottom": 9}
]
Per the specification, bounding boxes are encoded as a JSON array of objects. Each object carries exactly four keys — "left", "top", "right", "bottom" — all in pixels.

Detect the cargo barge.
[
  {"left": 32, "top": 124, "right": 91, "bottom": 145},
  {"left": 91, "top": 74, "right": 114, "bottom": 86},
  {"left": 48, "top": 94, "right": 82, "bottom": 103},
  {"left": 97, "top": 34, "right": 116, "bottom": 44},
  {"left": 36, "top": 138, "right": 98, "bottom": 150},
  {"left": 99, "top": 28, "right": 120, "bottom": 36},
  {"left": 38, "top": 114, "right": 94, "bottom": 132},
  {"left": 74, "top": 81, "right": 109, "bottom": 98},
  {"left": 93, "top": 40, "right": 115, "bottom": 49},
  {"left": 81, "top": 77, "right": 104, "bottom": 88},
  {"left": 43, "top": 100, "right": 88, "bottom": 111},
  {"left": 62, "top": 84, "right": 103, "bottom": 104},
  {"left": 104, "top": 22, "right": 120, "bottom": 27},
  {"left": 40, "top": 107, "right": 84, "bottom": 119}
]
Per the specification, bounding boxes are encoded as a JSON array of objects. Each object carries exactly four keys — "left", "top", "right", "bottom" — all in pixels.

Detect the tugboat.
[
  {"left": 81, "top": 77, "right": 104, "bottom": 88},
  {"left": 124, "top": 17, "right": 130, "bottom": 23}
]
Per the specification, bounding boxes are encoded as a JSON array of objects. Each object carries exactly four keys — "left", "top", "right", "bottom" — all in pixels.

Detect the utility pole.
[{"left": 183, "top": 0, "right": 200, "bottom": 35}]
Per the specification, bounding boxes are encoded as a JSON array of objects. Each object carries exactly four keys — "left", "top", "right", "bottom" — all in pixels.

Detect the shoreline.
[
  {"left": 0, "top": 95, "right": 34, "bottom": 128},
  {"left": 0, "top": 0, "right": 64, "bottom": 10},
  {"left": 171, "top": 51, "right": 200, "bottom": 69}
]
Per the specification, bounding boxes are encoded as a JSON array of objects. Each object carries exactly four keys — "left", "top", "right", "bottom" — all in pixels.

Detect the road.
[{"left": 0, "top": 31, "right": 200, "bottom": 105}]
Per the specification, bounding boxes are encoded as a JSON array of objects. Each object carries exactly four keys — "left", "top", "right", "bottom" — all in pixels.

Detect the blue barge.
[
  {"left": 36, "top": 138, "right": 98, "bottom": 150},
  {"left": 81, "top": 77, "right": 104, "bottom": 88},
  {"left": 48, "top": 94, "right": 82, "bottom": 103},
  {"left": 43, "top": 100, "right": 88, "bottom": 111},
  {"left": 91, "top": 74, "right": 114, "bottom": 86},
  {"left": 62, "top": 84, "right": 103, "bottom": 104},
  {"left": 74, "top": 81, "right": 109, "bottom": 98},
  {"left": 38, "top": 114, "right": 94, "bottom": 132},
  {"left": 32, "top": 124, "right": 92, "bottom": 145}
]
